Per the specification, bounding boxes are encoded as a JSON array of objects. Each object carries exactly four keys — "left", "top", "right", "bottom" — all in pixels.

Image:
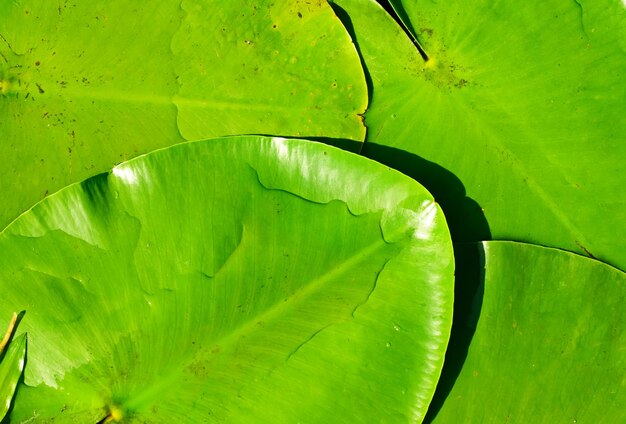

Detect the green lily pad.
[
  {"left": 429, "top": 241, "right": 626, "bottom": 422},
  {"left": 331, "top": 0, "right": 626, "bottom": 271},
  {"left": 0, "top": 0, "right": 367, "bottom": 230},
  {"left": 1, "top": 136, "right": 453, "bottom": 422},
  {"left": 0, "top": 333, "right": 26, "bottom": 422}
]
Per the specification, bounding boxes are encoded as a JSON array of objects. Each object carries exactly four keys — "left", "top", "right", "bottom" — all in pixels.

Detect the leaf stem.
[{"left": 0, "top": 312, "right": 18, "bottom": 354}]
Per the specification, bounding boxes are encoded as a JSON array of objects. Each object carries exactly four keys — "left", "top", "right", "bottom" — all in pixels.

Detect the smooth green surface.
[
  {"left": 0, "top": 0, "right": 367, "bottom": 230},
  {"left": 429, "top": 241, "right": 626, "bottom": 423},
  {"left": 332, "top": 0, "right": 626, "bottom": 271},
  {"left": 0, "top": 334, "right": 26, "bottom": 421},
  {"left": 1, "top": 137, "right": 453, "bottom": 423}
]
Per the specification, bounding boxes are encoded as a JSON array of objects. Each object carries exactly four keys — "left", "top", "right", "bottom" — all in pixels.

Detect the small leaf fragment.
[{"left": 0, "top": 333, "right": 27, "bottom": 421}]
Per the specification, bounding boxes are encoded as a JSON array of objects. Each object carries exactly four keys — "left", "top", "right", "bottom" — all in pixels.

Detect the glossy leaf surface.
[
  {"left": 0, "top": 0, "right": 367, "bottom": 229},
  {"left": 1, "top": 137, "right": 453, "bottom": 423},
  {"left": 429, "top": 241, "right": 626, "bottom": 423},
  {"left": 332, "top": 0, "right": 626, "bottom": 271},
  {"left": 0, "top": 333, "right": 26, "bottom": 422}
]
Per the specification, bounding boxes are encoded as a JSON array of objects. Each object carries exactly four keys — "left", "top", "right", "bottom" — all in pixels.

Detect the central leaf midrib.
[
  {"left": 122, "top": 218, "right": 406, "bottom": 412},
  {"left": 3, "top": 80, "right": 358, "bottom": 115}
]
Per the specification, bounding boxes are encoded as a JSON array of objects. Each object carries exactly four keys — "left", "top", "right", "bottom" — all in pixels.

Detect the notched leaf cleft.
[{"left": 98, "top": 405, "right": 124, "bottom": 423}]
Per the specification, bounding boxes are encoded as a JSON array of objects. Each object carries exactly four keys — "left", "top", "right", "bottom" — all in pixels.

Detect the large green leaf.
[
  {"left": 1, "top": 137, "right": 453, "bottom": 422},
  {"left": 331, "top": 0, "right": 626, "bottom": 271},
  {"left": 428, "top": 241, "right": 626, "bottom": 423},
  {"left": 0, "top": 333, "right": 26, "bottom": 422},
  {"left": 0, "top": 0, "right": 367, "bottom": 230}
]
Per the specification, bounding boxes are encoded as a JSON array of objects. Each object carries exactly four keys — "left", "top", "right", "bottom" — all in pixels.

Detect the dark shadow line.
[
  {"left": 329, "top": 2, "right": 374, "bottom": 103},
  {"left": 424, "top": 242, "right": 486, "bottom": 422},
  {"left": 328, "top": 2, "right": 374, "bottom": 155},
  {"left": 359, "top": 143, "right": 490, "bottom": 421},
  {"left": 361, "top": 143, "right": 491, "bottom": 243},
  {"left": 375, "top": 0, "right": 429, "bottom": 61}
]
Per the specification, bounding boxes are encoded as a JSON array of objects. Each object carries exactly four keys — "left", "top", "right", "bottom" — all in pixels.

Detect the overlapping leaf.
[
  {"left": 0, "top": 331, "right": 26, "bottom": 422},
  {"left": 0, "top": 0, "right": 367, "bottom": 230},
  {"left": 428, "top": 241, "right": 626, "bottom": 422},
  {"left": 1, "top": 137, "right": 453, "bottom": 422},
  {"left": 332, "top": 0, "right": 626, "bottom": 271}
]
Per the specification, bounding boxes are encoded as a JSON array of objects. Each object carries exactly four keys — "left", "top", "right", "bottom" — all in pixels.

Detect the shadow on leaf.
[{"left": 360, "top": 143, "right": 489, "bottom": 421}]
